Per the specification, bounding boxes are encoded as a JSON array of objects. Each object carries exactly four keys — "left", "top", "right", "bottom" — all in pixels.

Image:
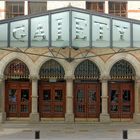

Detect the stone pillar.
[
  {"left": 29, "top": 77, "right": 39, "bottom": 123},
  {"left": 65, "top": 77, "right": 74, "bottom": 123},
  {"left": 100, "top": 78, "right": 110, "bottom": 123},
  {"left": 0, "top": 76, "right": 6, "bottom": 123},
  {"left": 133, "top": 79, "right": 140, "bottom": 123}
]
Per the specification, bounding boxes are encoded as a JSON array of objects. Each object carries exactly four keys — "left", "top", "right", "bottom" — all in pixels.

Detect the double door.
[
  {"left": 5, "top": 81, "right": 31, "bottom": 117},
  {"left": 39, "top": 82, "right": 66, "bottom": 118},
  {"left": 109, "top": 82, "right": 134, "bottom": 118},
  {"left": 74, "top": 83, "right": 100, "bottom": 118}
]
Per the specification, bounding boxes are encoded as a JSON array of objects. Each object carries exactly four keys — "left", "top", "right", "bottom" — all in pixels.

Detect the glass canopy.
[{"left": 0, "top": 6, "right": 140, "bottom": 48}]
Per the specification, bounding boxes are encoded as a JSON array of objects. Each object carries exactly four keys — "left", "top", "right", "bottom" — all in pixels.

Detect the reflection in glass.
[
  {"left": 88, "top": 90, "right": 96, "bottom": 102},
  {"left": 111, "top": 105, "right": 118, "bottom": 112},
  {"left": 43, "top": 105, "right": 51, "bottom": 112},
  {"left": 133, "top": 24, "right": 140, "bottom": 47},
  {"left": 72, "top": 11, "right": 89, "bottom": 47},
  {"left": 0, "top": 24, "right": 8, "bottom": 47},
  {"left": 54, "top": 105, "right": 63, "bottom": 112},
  {"left": 31, "top": 15, "right": 49, "bottom": 47},
  {"left": 43, "top": 90, "right": 51, "bottom": 101},
  {"left": 21, "top": 89, "right": 29, "bottom": 102},
  {"left": 9, "top": 89, "right": 17, "bottom": 112},
  {"left": 55, "top": 90, "right": 63, "bottom": 101},
  {"left": 111, "top": 90, "right": 118, "bottom": 103},
  {"left": 92, "top": 15, "right": 110, "bottom": 47},
  {"left": 123, "top": 90, "right": 130, "bottom": 102},
  {"left": 51, "top": 12, "right": 69, "bottom": 47},
  {"left": 88, "top": 105, "right": 96, "bottom": 113},
  {"left": 122, "top": 105, "right": 130, "bottom": 112},
  {"left": 113, "top": 20, "right": 130, "bottom": 47},
  {"left": 9, "top": 89, "right": 17, "bottom": 102},
  {"left": 77, "top": 89, "right": 84, "bottom": 102},
  {"left": 10, "top": 20, "right": 28, "bottom": 47}
]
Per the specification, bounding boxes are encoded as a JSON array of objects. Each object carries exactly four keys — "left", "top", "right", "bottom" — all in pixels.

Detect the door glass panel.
[
  {"left": 55, "top": 90, "right": 63, "bottom": 101},
  {"left": 111, "top": 105, "right": 118, "bottom": 112},
  {"left": 21, "top": 89, "right": 29, "bottom": 102},
  {"left": 111, "top": 90, "right": 118, "bottom": 103},
  {"left": 21, "top": 89, "right": 29, "bottom": 112},
  {"left": 9, "top": 89, "right": 17, "bottom": 102},
  {"left": 43, "top": 105, "right": 51, "bottom": 112},
  {"left": 88, "top": 90, "right": 96, "bottom": 102},
  {"left": 43, "top": 90, "right": 51, "bottom": 101},
  {"left": 122, "top": 105, "right": 130, "bottom": 112},
  {"left": 123, "top": 90, "right": 130, "bottom": 103},
  {"left": 77, "top": 89, "right": 84, "bottom": 102},
  {"left": 77, "top": 89, "right": 85, "bottom": 112},
  {"left": 54, "top": 105, "right": 63, "bottom": 112},
  {"left": 9, "top": 89, "right": 17, "bottom": 112}
]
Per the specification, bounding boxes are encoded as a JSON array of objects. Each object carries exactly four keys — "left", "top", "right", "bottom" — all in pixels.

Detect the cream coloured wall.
[
  {"left": 47, "top": 1, "right": 85, "bottom": 10},
  {"left": 128, "top": 1, "right": 140, "bottom": 20},
  {"left": 0, "top": 1, "right": 5, "bottom": 20}
]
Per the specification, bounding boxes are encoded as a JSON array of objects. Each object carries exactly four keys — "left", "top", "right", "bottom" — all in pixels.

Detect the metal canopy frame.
[{"left": 1, "top": 6, "right": 140, "bottom": 62}]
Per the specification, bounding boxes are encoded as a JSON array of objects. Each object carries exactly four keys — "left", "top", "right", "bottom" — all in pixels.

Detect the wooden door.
[
  {"left": 39, "top": 82, "right": 66, "bottom": 118},
  {"left": 74, "top": 83, "right": 100, "bottom": 118},
  {"left": 109, "top": 82, "right": 134, "bottom": 118},
  {"left": 5, "top": 81, "right": 31, "bottom": 117}
]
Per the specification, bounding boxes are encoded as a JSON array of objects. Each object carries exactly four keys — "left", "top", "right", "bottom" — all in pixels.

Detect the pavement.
[{"left": 0, "top": 122, "right": 140, "bottom": 140}]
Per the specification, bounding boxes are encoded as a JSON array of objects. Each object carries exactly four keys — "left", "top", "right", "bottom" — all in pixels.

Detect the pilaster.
[
  {"left": 100, "top": 77, "right": 111, "bottom": 123},
  {"left": 133, "top": 78, "right": 140, "bottom": 123},
  {"left": 29, "top": 76, "right": 39, "bottom": 123},
  {"left": 65, "top": 76, "right": 74, "bottom": 123}
]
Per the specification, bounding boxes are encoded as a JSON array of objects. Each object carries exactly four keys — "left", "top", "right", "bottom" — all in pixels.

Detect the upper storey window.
[
  {"left": 6, "top": 1, "right": 24, "bottom": 18},
  {"left": 109, "top": 2, "right": 127, "bottom": 17},
  {"left": 28, "top": 1, "right": 47, "bottom": 14},
  {"left": 86, "top": 2, "right": 104, "bottom": 13}
]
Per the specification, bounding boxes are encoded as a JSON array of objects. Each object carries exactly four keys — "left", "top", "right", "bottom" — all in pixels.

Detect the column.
[
  {"left": 65, "top": 77, "right": 74, "bottom": 123},
  {"left": 133, "top": 78, "right": 140, "bottom": 123},
  {"left": 29, "top": 76, "right": 39, "bottom": 123},
  {"left": 0, "top": 76, "right": 6, "bottom": 123},
  {"left": 100, "top": 78, "right": 110, "bottom": 123}
]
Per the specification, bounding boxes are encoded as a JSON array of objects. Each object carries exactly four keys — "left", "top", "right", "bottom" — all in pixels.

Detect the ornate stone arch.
[
  {"left": 72, "top": 56, "right": 105, "bottom": 79},
  {"left": 0, "top": 52, "right": 34, "bottom": 77},
  {"left": 106, "top": 53, "right": 140, "bottom": 79},
  {"left": 74, "top": 59, "right": 100, "bottom": 80},
  {"left": 4, "top": 59, "right": 30, "bottom": 79},
  {"left": 39, "top": 59, "right": 65, "bottom": 79},
  {"left": 110, "top": 59, "right": 135, "bottom": 80}
]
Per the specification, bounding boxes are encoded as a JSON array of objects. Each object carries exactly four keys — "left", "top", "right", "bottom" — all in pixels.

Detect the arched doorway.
[
  {"left": 74, "top": 60, "right": 101, "bottom": 118},
  {"left": 4, "top": 59, "right": 31, "bottom": 117},
  {"left": 109, "top": 60, "right": 135, "bottom": 119},
  {"left": 39, "top": 59, "right": 66, "bottom": 118}
]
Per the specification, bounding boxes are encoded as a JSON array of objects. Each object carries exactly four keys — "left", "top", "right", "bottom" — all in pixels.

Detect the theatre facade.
[{"left": 0, "top": 6, "right": 140, "bottom": 123}]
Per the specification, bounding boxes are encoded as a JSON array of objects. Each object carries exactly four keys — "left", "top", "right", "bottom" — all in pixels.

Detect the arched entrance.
[
  {"left": 74, "top": 60, "right": 101, "bottom": 118},
  {"left": 5, "top": 59, "right": 31, "bottom": 117},
  {"left": 39, "top": 59, "right": 66, "bottom": 118},
  {"left": 109, "top": 60, "right": 135, "bottom": 118}
]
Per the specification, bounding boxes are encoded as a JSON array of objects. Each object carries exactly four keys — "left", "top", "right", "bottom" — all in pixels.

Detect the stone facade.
[{"left": 0, "top": 48, "right": 140, "bottom": 123}]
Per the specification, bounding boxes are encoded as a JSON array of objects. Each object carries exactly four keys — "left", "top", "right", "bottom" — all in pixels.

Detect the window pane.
[
  {"left": 31, "top": 15, "right": 49, "bottom": 47},
  {"left": 0, "top": 24, "right": 7, "bottom": 47},
  {"left": 133, "top": 24, "right": 140, "bottom": 47},
  {"left": 72, "top": 11, "right": 90, "bottom": 47},
  {"left": 6, "top": 2, "right": 24, "bottom": 19},
  {"left": 92, "top": 15, "right": 110, "bottom": 47},
  {"left": 28, "top": 2, "right": 47, "bottom": 14},
  {"left": 113, "top": 20, "right": 130, "bottom": 47},
  {"left": 10, "top": 20, "right": 28, "bottom": 47},
  {"left": 51, "top": 12, "right": 69, "bottom": 47}
]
